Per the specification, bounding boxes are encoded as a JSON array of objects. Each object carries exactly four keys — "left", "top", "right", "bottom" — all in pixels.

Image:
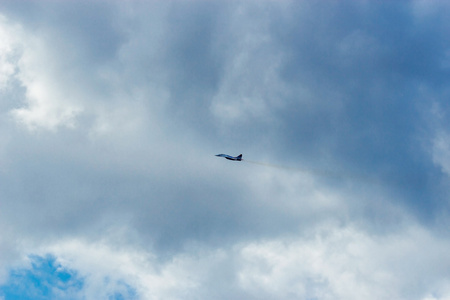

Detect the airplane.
[{"left": 215, "top": 154, "right": 243, "bottom": 161}]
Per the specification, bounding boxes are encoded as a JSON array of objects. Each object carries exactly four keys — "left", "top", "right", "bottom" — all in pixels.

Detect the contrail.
[
  {"left": 243, "top": 160, "right": 358, "bottom": 181},
  {"left": 244, "top": 160, "right": 305, "bottom": 171}
]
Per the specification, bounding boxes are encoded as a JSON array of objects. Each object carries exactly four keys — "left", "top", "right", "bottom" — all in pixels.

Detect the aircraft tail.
[{"left": 237, "top": 154, "right": 242, "bottom": 160}]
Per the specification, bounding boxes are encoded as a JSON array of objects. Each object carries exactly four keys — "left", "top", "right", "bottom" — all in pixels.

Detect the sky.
[{"left": 1, "top": 0, "right": 450, "bottom": 299}]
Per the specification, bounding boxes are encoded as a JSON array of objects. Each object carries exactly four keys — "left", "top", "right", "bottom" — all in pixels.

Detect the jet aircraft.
[{"left": 215, "top": 154, "right": 243, "bottom": 161}]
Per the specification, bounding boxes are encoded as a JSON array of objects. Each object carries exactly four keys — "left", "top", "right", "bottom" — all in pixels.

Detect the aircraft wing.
[{"left": 215, "top": 154, "right": 233, "bottom": 159}]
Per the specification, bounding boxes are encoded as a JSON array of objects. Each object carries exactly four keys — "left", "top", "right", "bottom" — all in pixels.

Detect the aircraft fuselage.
[{"left": 216, "top": 154, "right": 243, "bottom": 161}]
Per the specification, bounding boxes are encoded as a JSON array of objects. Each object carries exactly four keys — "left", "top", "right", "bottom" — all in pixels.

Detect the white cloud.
[
  {"left": 237, "top": 224, "right": 450, "bottom": 300},
  {"left": 0, "top": 226, "right": 23, "bottom": 284},
  {"left": 0, "top": 16, "right": 18, "bottom": 90},
  {"left": 11, "top": 222, "right": 448, "bottom": 300},
  {"left": 4, "top": 21, "right": 82, "bottom": 130},
  {"left": 42, "top": 237, "right": 217, "bottom": 299}
]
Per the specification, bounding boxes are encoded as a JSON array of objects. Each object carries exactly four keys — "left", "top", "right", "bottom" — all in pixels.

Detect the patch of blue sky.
[
  {"left": 0, "top": 255, "right": 83, "bottom": 300},
  {"left": 0, "top": 255, "right": 138, "bottom": 300},
  {"left": 103, "top": 278, "right": 138, "bottom": 300},
  {"left": 108, "top": 285, "right": 138, "bottom": 300}
]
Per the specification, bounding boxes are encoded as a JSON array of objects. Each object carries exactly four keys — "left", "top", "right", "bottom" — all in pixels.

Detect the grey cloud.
[
  {"left": 0, "top": 0, "right": 440, "bottom": 247},
  {"left": 1, "top": 1, "right": 450, "bottom": 299}
]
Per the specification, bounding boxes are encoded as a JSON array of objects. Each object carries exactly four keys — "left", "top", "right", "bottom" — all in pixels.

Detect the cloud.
[
  {"left": 209, "top": 2, "right": 288, "bottom": 124},
  {"left": 0, "top": 16, "right": 18, "bottom": 91},
  {"left": 237, "top": 224, "right": 450, "bottom": 300},
  {"left": 0, "top": 0, "right": 450, "bottom": 299},
  {"left": 3, "top": 222, "right": 449, "bottom": 300}
]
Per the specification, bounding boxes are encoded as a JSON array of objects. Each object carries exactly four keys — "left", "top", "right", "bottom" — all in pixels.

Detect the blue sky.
[
  {"left": 1, "top": 1, "right": 450, "bottom": 299},
  {"left": 1, "top": 255, "right": 84, "bottom": 300}
]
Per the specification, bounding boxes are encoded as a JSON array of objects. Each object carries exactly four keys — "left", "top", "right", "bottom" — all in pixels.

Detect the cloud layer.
[{"left": 1, "top": 1, "right": 450, "bottom": 299}]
